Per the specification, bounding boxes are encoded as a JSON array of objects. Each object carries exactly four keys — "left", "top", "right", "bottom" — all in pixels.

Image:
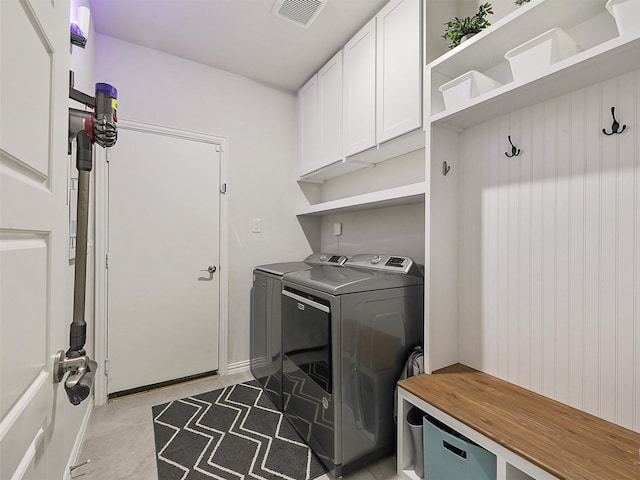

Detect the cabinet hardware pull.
[
  {"left": 603, "top": 107, "right": 627, "bottom": 135},
  {"left": 442, "top": 161, "right": 451, "bottom": 176}
]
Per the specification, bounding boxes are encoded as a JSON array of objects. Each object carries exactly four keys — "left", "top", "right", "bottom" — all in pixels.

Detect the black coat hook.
[
  {"left": 603, "top": 107, "right": 626, "bottom": 135},
  {"left": 505, "top": 136, "right": 521, "bottom": 157},
  {"left": 442, "top": 161, "right": 451, "bottom": 176}
]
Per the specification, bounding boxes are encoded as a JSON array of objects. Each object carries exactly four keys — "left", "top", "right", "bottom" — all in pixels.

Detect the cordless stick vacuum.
[{"left": 53, "top": 73, "right": 118, "bottom": 405}]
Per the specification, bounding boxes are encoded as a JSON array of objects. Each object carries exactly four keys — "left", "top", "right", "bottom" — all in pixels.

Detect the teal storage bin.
[{"left": 423, "top": 414, "right": 496, "bottom": 480}]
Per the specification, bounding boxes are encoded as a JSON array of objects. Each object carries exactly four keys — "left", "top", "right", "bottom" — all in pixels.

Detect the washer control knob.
[{"left": 370, "top": 255, "right": 382, "bottom": 265}]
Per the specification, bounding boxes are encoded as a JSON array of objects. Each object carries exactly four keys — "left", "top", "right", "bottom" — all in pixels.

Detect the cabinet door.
[
  {"left": 343, "top": 18, "right": 376, "bottom": 157},
  {"left": 318, "top": 50, "right": 344, "bottom": 168},
  {"left": 299, "top": 74, "right": 321, "bottom": 175},
  {"left": 376, "top": 0, "right": 421, "bottom": 144}
]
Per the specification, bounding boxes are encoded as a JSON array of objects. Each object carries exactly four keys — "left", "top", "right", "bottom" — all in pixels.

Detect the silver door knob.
[{"left": 201, "top": 265, "right": 217, "bottom": 274}]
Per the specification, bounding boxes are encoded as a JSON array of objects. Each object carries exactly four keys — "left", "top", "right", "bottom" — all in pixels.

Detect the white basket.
[
  {"left": 606, "top": 0, "right": 640, "bottom": 36},
  {"left": 438, "top": 70, "right": 502, "bottom": 111},
  {"left": 504, "top": 28, "right": 582, "bottom": 82}
]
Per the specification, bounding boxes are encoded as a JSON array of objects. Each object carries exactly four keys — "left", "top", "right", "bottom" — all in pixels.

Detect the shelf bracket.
[{"left": 297, "top": 177, "right": 326, "bottom": 185}]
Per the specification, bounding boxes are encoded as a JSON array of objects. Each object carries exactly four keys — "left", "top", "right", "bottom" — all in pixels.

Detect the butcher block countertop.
[{"left": 398, "top": 364, "right": 640, "bottom": 480}]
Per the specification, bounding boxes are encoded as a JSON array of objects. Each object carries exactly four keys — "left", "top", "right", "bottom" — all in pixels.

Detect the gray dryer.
[{"left": 281, "top": 254, "right": 424, "bottom": 477}]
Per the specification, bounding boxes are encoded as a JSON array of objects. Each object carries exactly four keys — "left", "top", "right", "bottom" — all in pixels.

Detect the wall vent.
[{"left": 272, "top": 0, "right": 328, "bottom": 28}]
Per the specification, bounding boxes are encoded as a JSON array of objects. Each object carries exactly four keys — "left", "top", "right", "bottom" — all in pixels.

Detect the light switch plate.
[
  {"left": 252, "top": 218, "right": 261, "bottom": 233},
  {"left": 333, "top": 222, "right": 342, "bottom": 236}
]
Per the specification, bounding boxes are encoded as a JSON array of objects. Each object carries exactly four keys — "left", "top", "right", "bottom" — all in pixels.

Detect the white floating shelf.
[
  {"left": 428, "top": 0, "right": 605, "bottom": 78},
  {"left": 297, "top": 182, "right": 426, "bottom": 216},
  {"left": 431, "top": 32, "right": 640, "bottom": 130}
]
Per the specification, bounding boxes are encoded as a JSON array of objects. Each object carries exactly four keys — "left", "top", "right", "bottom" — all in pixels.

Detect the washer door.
[{"left": 281, "top": 287, "right": 336, "bottom": 471}]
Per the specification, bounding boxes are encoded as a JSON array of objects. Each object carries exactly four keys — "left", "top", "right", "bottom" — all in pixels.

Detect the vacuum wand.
[
  {"left": 54, "top": 131, "right": 96, "bottom": 405},
  {"left": 69, "top": 131, "right": 92, "bottom": 354},
  {"left": 54, "top": 79, "right": 118, "bottom": 405}
]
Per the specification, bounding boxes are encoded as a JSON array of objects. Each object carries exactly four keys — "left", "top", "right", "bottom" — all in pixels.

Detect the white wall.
[
  {"left": 457, "top": 69, "right": 640, "bottom": 433},
  {"left": 457, "top": 0, "right": 517, "bottom": 21},
  {"left": 315, "top": 149, "right": 426, "bottom": 262},
  {"left": 94, "top": 35, "right": 312, "bottom": 366},
  {"left": 320, "top": 203, "right": 426, "bottom": 263},
  {"left": 320, "top": 148, "right": 425, "bottom": 201},
  {"left": 425, "top": 0, "right": 463, "bottom": 61}
]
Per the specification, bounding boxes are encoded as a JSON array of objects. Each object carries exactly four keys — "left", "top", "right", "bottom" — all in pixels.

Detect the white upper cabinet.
[
  {"left": 298, "top": 0, "right": 423, "bottom": 182},
  {"left": 318, "top": 50, "right": 344, "bottom": 168},
  {"left": 376, "top": 0, "right": 422, "bottom": 144},
  {"left": 343, "top": 18, "right": 377, "bottom": 157},
  {"left": 299, "top": 74, "right": 321, "bottom": 176}
]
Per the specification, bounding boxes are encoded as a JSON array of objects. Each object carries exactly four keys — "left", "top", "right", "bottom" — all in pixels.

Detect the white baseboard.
[
  {"left": 62, "top": 400, "right": 93, "bottom": 480},
  {"left": 226, "top": 359, "right": 251, "bottom": 374}
]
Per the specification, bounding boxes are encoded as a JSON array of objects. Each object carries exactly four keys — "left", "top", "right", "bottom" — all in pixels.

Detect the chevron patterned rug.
[{"left": 152, "top": 380, "right": 328, "bottom": 480}]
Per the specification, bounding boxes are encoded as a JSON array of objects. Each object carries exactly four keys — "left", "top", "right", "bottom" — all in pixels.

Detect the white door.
[
  {"left": 106, "top": 126, "right": 220, "bottom": 394},
  {"left": 299, "top": 74, "right": 321, "bottom": 176},
  {"left": 376, "top": 0, "right": 422, "bottom": 144},
  {"left": 318, "top": 50, "right": 344, "bottom": 167},
  {"left": 1, "top": 0, "right": 70, "bottom": 479},
  {"left": 343, "top": 17, "right": 377, "bottom": 157}
]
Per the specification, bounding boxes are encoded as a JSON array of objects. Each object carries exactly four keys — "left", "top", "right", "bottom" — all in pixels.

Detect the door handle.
[
  {"left": 201, "top": 265, "right": 217, "bottom": 274},
  {"left": 282, "top": 289, "right": 330, "bottom": 313}
]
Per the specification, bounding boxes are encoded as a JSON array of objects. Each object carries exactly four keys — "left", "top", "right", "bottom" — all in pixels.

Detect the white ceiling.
[{"left": 89, "top": 0, "right": 389, "bottom": 92}]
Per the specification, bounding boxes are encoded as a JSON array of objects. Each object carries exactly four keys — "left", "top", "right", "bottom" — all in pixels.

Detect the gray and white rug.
[{"left": 152, "top": 380, "right": 327, "bottom": 480}]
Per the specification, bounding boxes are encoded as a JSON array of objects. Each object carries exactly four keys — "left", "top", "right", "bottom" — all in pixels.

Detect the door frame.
[{"left": 93, "top": 118, "right": 229, "bottom": 405}]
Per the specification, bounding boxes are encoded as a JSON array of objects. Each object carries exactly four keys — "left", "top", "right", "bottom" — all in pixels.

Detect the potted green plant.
[
  {"left": 515, "top": 0, "right": 531, "bottom": 5},
  {"left": 443, "top": 3, "right": 494, "bottom": 49}
]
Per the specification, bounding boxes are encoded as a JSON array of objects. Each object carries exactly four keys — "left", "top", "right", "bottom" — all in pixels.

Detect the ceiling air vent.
[{"left": 272, "top": 0, "right": 328, "bottom": 28}]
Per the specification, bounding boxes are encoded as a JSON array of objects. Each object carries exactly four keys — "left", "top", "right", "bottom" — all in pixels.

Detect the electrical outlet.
[{"left": 333, "top": 222, "right": 342, "bottom": 236}]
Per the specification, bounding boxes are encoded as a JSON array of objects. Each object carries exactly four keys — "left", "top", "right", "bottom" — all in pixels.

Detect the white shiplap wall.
[{"left": 457, "top": 69, "right": 640, "bottom": 432}]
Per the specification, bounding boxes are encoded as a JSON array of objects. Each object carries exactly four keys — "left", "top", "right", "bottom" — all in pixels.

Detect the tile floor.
[{"left": 74, "top": 370, "right": 404, "bottom": 480}]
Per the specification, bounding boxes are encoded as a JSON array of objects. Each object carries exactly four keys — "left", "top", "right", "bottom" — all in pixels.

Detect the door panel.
[
  {"left": 0, "top": 0, "right": 52, "bottom": 175},
  {"left": 107, "top": 127, "right": 220, "bottom": 394},
  {"left": 343, "top": 18, "right": 376, "bottom": 157},
  {"left": 376, "top": 0, "right": 421, "bottom": 144},
  {"left": 0, "top": 0, "right": 69, "bottom": 478},
  {"left": 1, "top": 376, "right": 49, "bottom": 480},
  {"left": 0, "top": 239, "right": 47, "bottom": 419},
  {"left": 319, "top": 50, "right": 343, "bottom": 167},
  {"left": 299, "top": 75, "right": 321, "bottom": 175}
]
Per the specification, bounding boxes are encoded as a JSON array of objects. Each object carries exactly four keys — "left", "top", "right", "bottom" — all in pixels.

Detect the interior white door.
[
  {"left": 1, "top": 0, "right": 70, "bottom": 479},
  {"left": 107, "top": 126, "right": 220, "bottom": 394}
]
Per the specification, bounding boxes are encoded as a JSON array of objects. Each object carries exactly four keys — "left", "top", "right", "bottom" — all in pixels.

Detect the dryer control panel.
[
  {"left": 303, "top": 253, "right": 348, "bottom": 267},
  {"left": 346, "top": 254, "right": 423, "bottom": 277}
]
